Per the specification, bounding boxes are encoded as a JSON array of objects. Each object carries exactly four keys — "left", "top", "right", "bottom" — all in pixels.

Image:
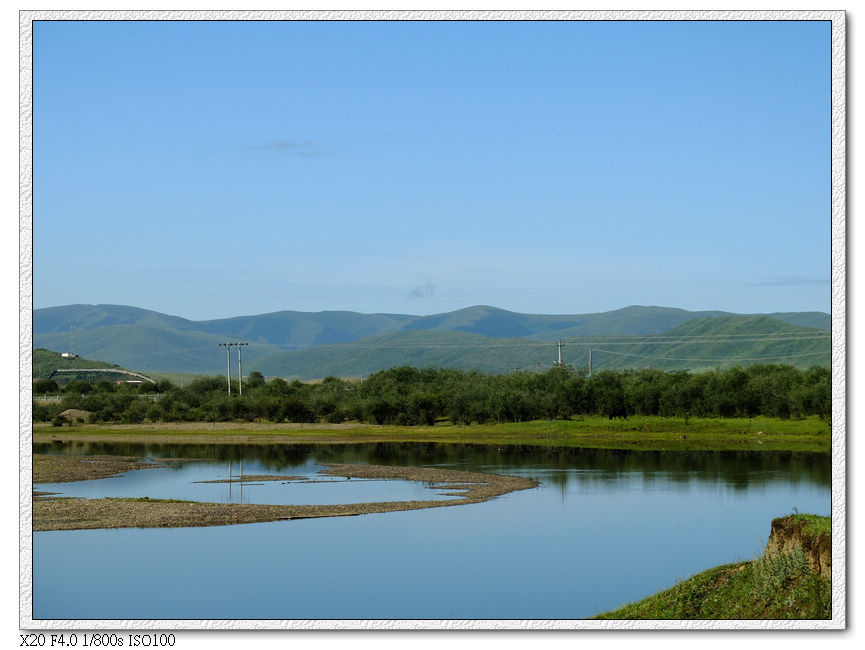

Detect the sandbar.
[{"left": 33, "top": 457, "right": 537, "bottom": 531}]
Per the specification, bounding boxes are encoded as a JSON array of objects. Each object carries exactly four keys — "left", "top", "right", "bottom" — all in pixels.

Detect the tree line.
[{"left": 33, "top": 363, "right": 831, "bottom": 427}]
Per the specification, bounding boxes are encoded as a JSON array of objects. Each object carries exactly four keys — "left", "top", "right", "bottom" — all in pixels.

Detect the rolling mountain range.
[{"left": 32, "top": 304, "right": 831, "bottom": 379}]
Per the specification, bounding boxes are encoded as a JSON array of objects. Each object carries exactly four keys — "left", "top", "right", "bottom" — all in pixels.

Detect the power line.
[
  {"left": 322, "top": 334, "right": 828, "bottom": 349},
  {"left": 567, "top": 331, "right": 829, "bottom": 341},
  {"left": 557, "top": 336, "right": 828, "bottom": 347},
  {"left": 588, "top": 347, "right": 829, "bottom": 363}
]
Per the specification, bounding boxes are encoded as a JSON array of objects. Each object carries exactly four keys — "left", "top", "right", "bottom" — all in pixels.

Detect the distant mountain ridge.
[
  {"left": 33, "top": 304, "right": 831, "bottom": 377},
  {"left": 248, "top": 315, "right": 829, "bottom": 379}
]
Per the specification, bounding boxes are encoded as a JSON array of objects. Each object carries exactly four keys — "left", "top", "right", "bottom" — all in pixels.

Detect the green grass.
[
  {"left": 329, "top": 415, "right": 830, "bottom": 452},
  {"left": 791, "top": 513, "right": 832, "bottom": 536},
  {"left": 34, "top": 415, "right": 830, "bottom": 453},
  {"left": 596, "top": 515, "right": 832, "bottom": 620},
  {"left": 595, "top": 555, "right": 830, "bottom": 619}
]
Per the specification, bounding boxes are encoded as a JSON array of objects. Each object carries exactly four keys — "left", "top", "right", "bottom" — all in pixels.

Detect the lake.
[{"left": 32, "top": 442, "right": 830, "bottom": 620}]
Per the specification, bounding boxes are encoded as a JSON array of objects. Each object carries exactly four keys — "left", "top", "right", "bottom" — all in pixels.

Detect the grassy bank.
[
  {"left": 595, "top": 515, "right": 832, "bottom": 620},
  {"left": 33, "top": 415, "right": 830, "bottom": 453}
]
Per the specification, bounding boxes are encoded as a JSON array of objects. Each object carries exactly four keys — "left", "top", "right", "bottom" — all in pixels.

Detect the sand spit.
[
  {"left": 33, "top": 454, "right": 164, "bottom": 484},
  {"left": 33, "top": 462, "right": 538, "bottom": 531},
  {"left": 193, "top": 475, "right": 305, "bottom": 484},
  {"left": 320, "top": 464, "right": 531, "bottom": 501}
]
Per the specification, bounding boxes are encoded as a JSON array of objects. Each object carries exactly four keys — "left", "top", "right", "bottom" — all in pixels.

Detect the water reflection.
[
  {"left": 33, "top": 441, "right": 830, "bottom": 620},
  {"left": 34, "top": 454, "right": 466, "bottom": 506},
  {"left": 34, "top": 440, "right": 831, "bottom": 492}
]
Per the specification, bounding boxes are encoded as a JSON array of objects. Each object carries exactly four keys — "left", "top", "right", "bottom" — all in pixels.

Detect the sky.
[{"left": 31, "top": 18, "right": 833, "bottom": 320}]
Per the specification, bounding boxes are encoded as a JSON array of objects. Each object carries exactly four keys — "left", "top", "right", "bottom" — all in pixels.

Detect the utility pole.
[
  {"left": 219, "top": 343, "right": 232, "bottom": 394},
  {"left": 70, "top": 327, "right": 77, "bottom": 369},
  {"left": 236, "top": 342, "right": 249, "bottom": 395}
]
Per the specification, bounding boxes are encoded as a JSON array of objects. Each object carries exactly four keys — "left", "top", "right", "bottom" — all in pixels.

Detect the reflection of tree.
[{"left": 33, "top": 441, "right": 829, "bottom": 490}]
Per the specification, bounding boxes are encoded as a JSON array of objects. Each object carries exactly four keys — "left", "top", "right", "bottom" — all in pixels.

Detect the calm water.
[
  {"left": 35, "top": 457, "right": 464, "bottom": 505},
  {"left": 32, "top": 442, "right": 830, "bottom": 620}
]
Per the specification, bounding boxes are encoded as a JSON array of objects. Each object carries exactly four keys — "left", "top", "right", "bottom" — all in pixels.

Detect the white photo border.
[{"left": 19, "top": 8, "right": 847, "bottom": 631}]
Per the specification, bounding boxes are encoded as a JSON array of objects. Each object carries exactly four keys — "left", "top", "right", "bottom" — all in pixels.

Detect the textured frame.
[{"left": 19, "top": 9, "right": 847, "bottom": 631}]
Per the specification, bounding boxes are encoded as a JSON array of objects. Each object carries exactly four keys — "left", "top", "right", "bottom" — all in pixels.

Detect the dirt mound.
[
  {"left": 767, "top": 515, "right": 831, "bottom": 577},
  {"left": 59, "top": 409, "right": 92, "bottom": 422}
]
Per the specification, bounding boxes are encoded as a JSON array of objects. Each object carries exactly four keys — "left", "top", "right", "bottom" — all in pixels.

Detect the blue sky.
[{"left": 32, "top": 19, "right": 832, "bottom": 320}]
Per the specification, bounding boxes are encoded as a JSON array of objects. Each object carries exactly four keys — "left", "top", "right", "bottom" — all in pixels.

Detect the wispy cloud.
[
  {"left": 408, "top": 280, "right": 436, "bottom": 299},
  {"left": 242, "top": 139, "right": 331, "bottom": 157},
  {"left": 746, "top": 276, "right": 830, "bottom": 287}
]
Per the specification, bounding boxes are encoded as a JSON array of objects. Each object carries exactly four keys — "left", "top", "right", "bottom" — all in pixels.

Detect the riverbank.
[
  {"left": 32, "top": 415, "right": 830, "bottom": 453},
  {"left": 32, "top": 455, "right": 538, "bottom": 531},
  {"left": 595, "top": 514, "right": 832, "bottom": 620}
]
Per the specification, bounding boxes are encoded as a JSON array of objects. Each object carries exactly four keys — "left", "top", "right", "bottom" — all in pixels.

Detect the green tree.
[
  {"left": 33, "top": 379, "right": 59, "bottom": 394},
  {"left": 64, "top": 380, "right": 93, "bottom": 395},
  {"left": 590, "top": 371, "right": 628, "bottom": 419}
]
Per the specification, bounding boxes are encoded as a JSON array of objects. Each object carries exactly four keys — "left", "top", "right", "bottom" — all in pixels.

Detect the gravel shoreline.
[
  {"left": 33, "top": 456, "right": 538, "bottom": 531},
  {"left": 33, "top": 454, "right": 164, "bottom": 483}
]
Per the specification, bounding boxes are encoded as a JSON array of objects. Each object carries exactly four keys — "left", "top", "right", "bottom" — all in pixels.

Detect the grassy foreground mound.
[{"left": 595, "top": 514, "right": 831, "bottom": 620}]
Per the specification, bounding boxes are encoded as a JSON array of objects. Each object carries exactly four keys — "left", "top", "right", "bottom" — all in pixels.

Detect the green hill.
[
  {"left": 249, "top": 330, "right": 558, "bottom": 379},
  {"left": 529, "top": 307, "right": 829, "bottom": 341},
  {"left": 565, "top": 316, "right": 830, "bottom": 373},
  {"left": 527, "top": 305, "right": 728, "bottom": 339},
  {"left": 400, "top": 305, "right": 581, "bottom": 338},
  {"left": 34, "top": 325, "right": 283, "bottom": 374},
  {"left": 33, "top": 304, "right": 831, "bottom": 377},
  {"left": 33, "top": 304, "right": 204, "bottom": 333},
  {"left": 32, "top": 348, "right": 154, "bottom": 385},
  {"left": 766, "top": 311, "right": 831, "bottom": 330},
  {"left": 247, "top": 315, "right": 830, "bottom": 380},
  {"left": 197, "top": 309, "right": 413, "bottom": 348}
]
